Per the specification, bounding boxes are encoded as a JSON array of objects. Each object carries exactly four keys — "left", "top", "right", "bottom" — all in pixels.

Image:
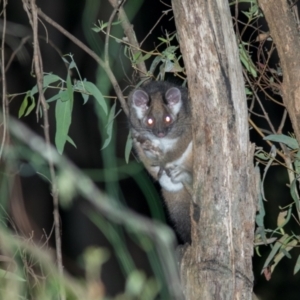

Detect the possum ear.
[
  {"left": 165, "top": 87, "right": 182, "bottom": 114},
  {"left": 132, "top": 90, "right": 149, "bottom": 108},
  {"left": 131, "top": 90, "right": 149, "bottom": 119}
]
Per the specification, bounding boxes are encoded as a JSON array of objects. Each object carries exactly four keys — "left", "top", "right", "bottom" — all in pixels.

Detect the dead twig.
[{"left": 22, "top": 1, "right": 65, "bottom": 299}]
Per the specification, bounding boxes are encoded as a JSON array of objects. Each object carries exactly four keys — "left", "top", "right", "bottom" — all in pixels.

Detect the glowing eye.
[
  {"left": 147, "top": 118, "right": 154, "bottom": 125},
  {"left": 165, "top": 116, "right": 171, "bottom": 123}
]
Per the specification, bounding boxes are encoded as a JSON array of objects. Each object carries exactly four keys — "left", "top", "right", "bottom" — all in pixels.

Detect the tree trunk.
[
  {"left": 172, "top": 1, "right": 256, "bottom": 299},
  {"left": 257, "top": 0, "right": 300, "bottom": 144}
]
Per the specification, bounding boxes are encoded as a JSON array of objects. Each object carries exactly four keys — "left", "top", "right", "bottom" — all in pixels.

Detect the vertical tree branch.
[
  {"left": 258, "top": 0, "right": 300, "bottom": 144},
  {"left": 22, "top": 1, "right": 65, "bottom": 299},
  {"left": 0, "top": 0, "right": 8, "bottom": 160},
  {"left": 172, "top": 0, "right": 256, "bottom": 299},
  {"left": 108, "top": 0, "right": 148, "bottom": 78}
]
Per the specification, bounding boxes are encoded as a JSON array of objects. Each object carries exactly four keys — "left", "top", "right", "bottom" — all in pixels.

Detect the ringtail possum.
[{"left": 128, "top": 81, "right": 193, "bottom": 244}]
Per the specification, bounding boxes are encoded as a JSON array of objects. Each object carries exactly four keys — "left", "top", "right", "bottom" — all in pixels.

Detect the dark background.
[{"left": 2, "top": 0, "right": 300, "bottom": 299}]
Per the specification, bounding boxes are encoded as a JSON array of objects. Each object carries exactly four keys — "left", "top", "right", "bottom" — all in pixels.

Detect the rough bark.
[
  {"left": 257, "top": 0, "right": 300, "bottom": 144},
  {"left": 172, "top": 1, "right": 256, "bottom": 299}
]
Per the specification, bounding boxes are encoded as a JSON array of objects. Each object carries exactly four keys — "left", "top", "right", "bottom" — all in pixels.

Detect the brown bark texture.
[
  {"left": 172, "top": 0, "right": 256, "bottom": 299},
  {"left": 257, "top": 0, "right": 300, "bottom": 144}
]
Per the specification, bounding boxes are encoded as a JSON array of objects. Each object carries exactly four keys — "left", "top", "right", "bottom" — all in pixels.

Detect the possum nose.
[{"left": 157, "top": 132, "right": 166, "bottom": 138}]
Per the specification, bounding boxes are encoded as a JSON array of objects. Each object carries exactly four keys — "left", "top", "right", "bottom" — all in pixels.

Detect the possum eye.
[
  {"left": 147, "top": 118, "right": 154, "bottom": 126},
  {"left": 165, "top": 115, "right": 172, "bottom": 123}
]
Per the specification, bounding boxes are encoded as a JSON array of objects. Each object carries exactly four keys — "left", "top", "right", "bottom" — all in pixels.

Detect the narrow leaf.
[
  {"left": 294, "top": 254, "right": 300, "bottom": 275},
  {"left": 55, "top": 90, "right": 73, "bottom": 154},
  {"left": 24, "top": 95, "right": 36, "bottom": 116},
  {"left": 83, "top": 81, "right": 108, "bottom": 115},
  {"left": 30, "top": 73, "right": 62, "bottom": 96},
  {"left": 290, "top": 178, "right": 300, "bottom": 211},
  {"left": 0, "top": 269, "right": 26, "bottom": 282},
  {"left": 18, "top": 95, "right": 29, "bottom": 118},
  {"left": 262, "top": 234, "right": 288, "bottom": 273},
  {"left": 294, "top": 150, "right": 300, "bottom": 174},
  {"left": 264, "top": 134, "right": 299, "bottom": 150},
  {"left": 67, "top": 135, "right": 77, "bottom": 148},
  {"left": 271, "top": 239, "right": 297, "bottom": 273},
  {"left": 101, "top": 101, "right": 116, "bottom": 150},
  {"left": 125, "top": 132, "right": 133, "bottom": 163}
]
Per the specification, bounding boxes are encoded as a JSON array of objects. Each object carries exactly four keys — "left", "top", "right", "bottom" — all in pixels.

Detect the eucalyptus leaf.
[
  {"left": 125, "top": 132, "right": 133, "bottom": 163},
  {"left": 24, "top": 95, "right": 36, "bottom": 116},
  {"left": 294, "top": 254, "right": 300, "bottom": 275},
  {"left": 83, "top": 81, "right": 108, "bottom": 115},
  {"left": 30, "top": 73, "right": 62, "bottom": 97},
  {"left": 262, "top": 234, "right": 288, "bottom": 274},
  {"left": 290, "top": 178, "right": 300, "bottom": 211},
  {"left": 67, "top": 135, "right": 77, "bottom": 148},
  {"left": 0, "top": 269, "right": 26, "bottom": 282},
  {"left": 55, "top": 90, "right": 73, "bottom": 154},
  {"left": 101, "top": 101, "right": 116, "bottom": 150},
  {"left": 18, "top": 95, "right": 29, "bottom": 118},
  {"left": 264, "top": 134, "right": 299, "bottom": 150}
]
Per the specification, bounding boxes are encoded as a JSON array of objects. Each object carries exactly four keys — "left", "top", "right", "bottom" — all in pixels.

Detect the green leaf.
[
  {"left": 30, "top": 73, "right": 62, "bottom": 96},
  {"left": 264, "top": 134, "right": 299, "bottom": 150},
  {"left": 239, "top": 43, "right": 257, "bottom": 77},
  {"left": 271, "top": 238, "right": 297, "bottom": 273},
  {"left": 66, "top": 73, "right": 74, "bottom": 104},
  {"left": 132, "top": 51, "right": 142, "bottom": 63},
  {"left": 69, "top": 60, "right": 76, "bottom": 70},
  {"left": 294, "top": 150, "right": 300, "bottom": 175},
  {"left": 67, "top": 135, "right": 77, "bottom": 148},
  {"left": 149, "top": 56, "right": 162, "bottom": 75},
  {"left": 276, "top": 207, "right": 292, "bottom": 230},
  {"left": 125, "top": 270, "right": 146, "bottom": 296},
  {"left": 0, "top": 269, "right": 26, "bottom": 282},
  {"left": 125, "top": 132, "right": 133, "bottom": 163},
  {"left": 157, "top": 37, "right": 168, "bottom": 43},
  {"left": 262, "top": 234, "right": 288, "bottom": 274},
  {"left": 74, "top": 80, "right": 89, "bottom": 104},
  {"left": 290, "top": 178, "right": 300, "bottom": 211},
  {"left": 47, "top": 93, "right": 61, "bottom": 103},
  {"left": 101, "top": 101, "right": 116, "bottom": 150},
  {"left": 294, "top": 254, "right": 300, "bottom": 275},
  {"left": 18, "top": 94, "right": 29, "bottom": 118},
  {"left": 136, "top": 52, "right": 152, "bottom": 64},
  {"left": 24, "top": 95, "right": 36, "bottom": 116},
  {"left": 55, "top": 90, "right": 73, "bottom": 154},
  {"left": 83, "top": 81, "right": 107, "bottom": 115}
]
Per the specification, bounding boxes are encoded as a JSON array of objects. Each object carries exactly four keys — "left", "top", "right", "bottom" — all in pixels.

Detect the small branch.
[
  {"left": 140, "top": 9, "right": 171, "bottom": 46},
  {"left": 108, "top": 0, "right": 148, "bottom": 78},
  {"left": 37, "top": 8, "right": 129, "bottom": 116},
  {"left": 248, "top": 117, "right": 285, "bottom": 160},
  {"left": 0, "top": 0, "right": 8, "bottom": 160},
  {"left": 104, "top": 0, "right": 124, "bottom": 64},
  {"left": 243, "top": 68, "right": 277, "bottom": 134},
  {"left": 22, "top": 1, "right": 65, "bottom": 299}
]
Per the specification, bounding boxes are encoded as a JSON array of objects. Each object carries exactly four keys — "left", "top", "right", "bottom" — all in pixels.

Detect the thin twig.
[
  {"left": 0, "top": 0, "right": 8, "bottom": 160},
  {"left": 22, "top": 1, "right": 65, "bottom": 299},
  {"left": 5, "top": 36, "right": 31, "bottom": 72},
  {"left": 140, "top": 9, "right": 171, "bottom": 46},
  {"left": 243, "top": 68, "right": 277, "bottom": 134},
  {"left": 248, "top": 118, "right": 285, "bottom": 160},
  {"left": 37, "top": 8, "right": 129, "bottom": 116},
  {"left": 104, "top": 0, "right": 124, "bottom": 64},
  {"left": 277, "top": 109, "right": 288, "bottom": 134},
  {"left": 108, "top": 0, "right": 148, "bottom": 78}
]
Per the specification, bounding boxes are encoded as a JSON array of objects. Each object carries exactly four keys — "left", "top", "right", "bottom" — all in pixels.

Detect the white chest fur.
[
  {"left": 147, "top": 136, "right": 179, "bottom": 154},
  {"left": 159, "top": 141, "right": 193, "bottom": 192}
]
